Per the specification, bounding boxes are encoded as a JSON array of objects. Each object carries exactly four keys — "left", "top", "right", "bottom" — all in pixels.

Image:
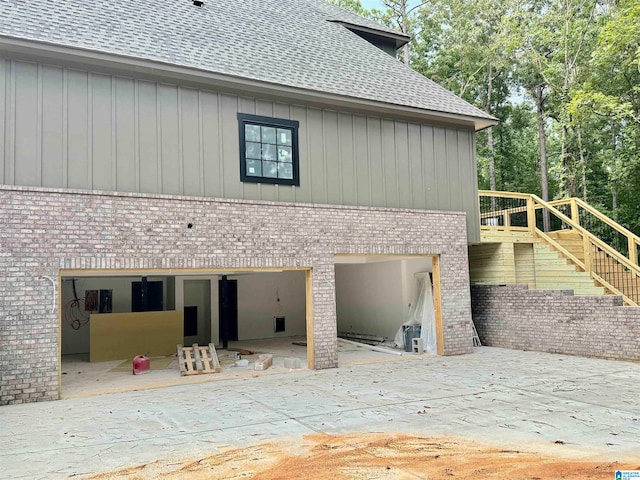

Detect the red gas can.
[{"left": 132, "top": 355, "right": 150, "bottom": 375}]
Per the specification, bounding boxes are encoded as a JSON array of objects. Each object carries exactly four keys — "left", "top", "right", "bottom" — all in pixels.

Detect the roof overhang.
[
  {"left": 0, "top": 36, "right": 498, "bottom": 131},
  {"left": 329, "top": 20, "right": 411, "bottom": 49}
]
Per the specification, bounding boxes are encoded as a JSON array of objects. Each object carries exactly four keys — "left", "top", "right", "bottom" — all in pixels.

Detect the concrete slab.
[
  {"left": 1, "top": 347, "right": 638, "bottom": 479},
  {"left": 59, "top": 336, "right": 415, "bottom": 399}
]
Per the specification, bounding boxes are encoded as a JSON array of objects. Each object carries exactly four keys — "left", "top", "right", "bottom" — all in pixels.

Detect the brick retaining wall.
[
  {"left": 471, "top": 284, "right": 640, "bottom": 361},
  {"left": 0, "top": 186, "right": 473, "bottom": 405}
]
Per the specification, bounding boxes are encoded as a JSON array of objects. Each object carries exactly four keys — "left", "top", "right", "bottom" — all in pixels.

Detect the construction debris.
[
  {"left": 337, "top": 338, "right": 405, "bottom": 356},
  {"left": 132, "top": 355, "right": 150, "bottom": 375},
  {"left": 337, "top": 331, "right": 386, "bottom": 345},
  {"left": 472, "top": 321, "right": 482, "bottom": 346},
  {"left": 227, "top": 347, "right": 255, "bottom": 355},
  {"left": 177, "top": 343, "right": 221, "bottom": 376},
  {"left": 254, "top": 354, "right": 273, "bottom": 371},
  {"left": 284, "top": 357, "right": 301, "bottom": 369},
  {"left": 412, "top": 338, "right": 424, "bottom": 354}
]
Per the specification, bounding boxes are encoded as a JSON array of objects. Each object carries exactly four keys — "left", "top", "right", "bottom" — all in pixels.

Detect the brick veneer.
[
  {"left": 471, "top": 284, "right": 640, "bottom": 361},
  {"left": 0, "top": 186, "right": 473, "bottom": 405}
]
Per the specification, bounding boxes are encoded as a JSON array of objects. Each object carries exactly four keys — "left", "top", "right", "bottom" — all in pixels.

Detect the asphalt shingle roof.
[{"left": 0, "top": 0, "right": 493, "bottom": 122}]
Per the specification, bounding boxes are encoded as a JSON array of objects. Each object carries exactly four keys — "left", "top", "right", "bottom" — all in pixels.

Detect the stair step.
[
  {"left": 534, "top": 256, "right": 571, "bottom": 262},
  {"left": 536, "top": 279, "right": 597, "bottom": 286},
  {"left": 535, "top": 279, "right": 596, "bottom": 285},
  {"left": 534, "top": 262, "right": 573, "bottom": 271},
  {"left": 535, "top": 270, "right": 591, "bottom": 278},
  {"left": 533, "top": 286, "right": 606, "bottom": 295},
  {"left": 534, "top": 251, "right": 569, "bottom": 258}
]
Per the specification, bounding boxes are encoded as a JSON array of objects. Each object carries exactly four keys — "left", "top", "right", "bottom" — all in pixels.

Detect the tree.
[
  {"left": 411, "top": 0, "right": 517, "bottom": 195},
  {"left": 329, "top": 0, "right": 369, "bottom": 15},
  {"left": 333, "top": 0, "right": 640, "bottom": 235},
  {"left": 568, "top": 0, "right": 640, "bottom": 226}
]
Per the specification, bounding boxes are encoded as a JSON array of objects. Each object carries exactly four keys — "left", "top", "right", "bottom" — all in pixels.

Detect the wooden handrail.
[
  {"left": 539, "top": 222, "right": 634, "bottom": 304},
  {"left": 529, "top": 194, "right": 640, "bottom": 277},
  {"left": 572, "top": 198, "right": 640, "bottom": 243},
  {"left": 478, "top": 190, "right": 531, "bottom": 199},
  {"left": 479, "top": 205, "right": 529, "bottom": 219},
  {"left": 488, "top": 194, "right": 639, "bottom": 243},
  {"left": 550, "top": 196, "right": 640, "bottom": 265},
  {"left": 543, "top": 197, "right": 640, "bottom": 240},
  {"left": 479, "top": 190, "right": 640, "bottom": 305},
  {"left": 546, "top": 199, "right": 571, "bottom": 207}
]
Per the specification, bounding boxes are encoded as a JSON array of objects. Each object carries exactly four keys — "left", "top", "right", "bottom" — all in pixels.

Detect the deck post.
[
  {"left": 526, "top": 196, "right": 535, "bottom": 235},
  {"left": 628, "top": 236, "right": 638, "bottom": 266},
  {"left": 570, "top": 198, "right": 580, "bottom": 228}
]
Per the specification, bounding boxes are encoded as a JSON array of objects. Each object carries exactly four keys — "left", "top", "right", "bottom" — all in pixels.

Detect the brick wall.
[
  {"left": 471, "top": 285, "right": 640, "bottom": 361},
  {"left": 0, "top": 186, "right": 473, "bottom": 405}
]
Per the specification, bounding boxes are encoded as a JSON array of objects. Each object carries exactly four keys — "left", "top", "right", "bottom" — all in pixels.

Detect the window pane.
[
  {"left": 278, "top": 146, "right": 292, "bottom": 163},
  {"left": 246, "top": 142, "right": 261, "bottom": 159},
  {"left": 246, "top": 159, "right": 262, "bottom": 177},
  {"left": 262, "top": 144, "right": 277, "bottom": 161},
  {"left": 263, "top": 161, "right": 278, "bottom": 178},
  {"left": 261, "top": 126, "right": 276, "bottom": 144},
  {"left": 277, "top": 128, "right": 292, "bottom": 146},
  {"left": 278, "top": 162, "right": 293, "bottom": 179},
  {"left": 245, "top": 124, "right": 261, "bottom": 142}
]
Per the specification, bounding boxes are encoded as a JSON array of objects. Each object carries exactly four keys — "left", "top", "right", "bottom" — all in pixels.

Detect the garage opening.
[
  {"left": 334, "top": 255, "right": 443, "bottom": 365},
  {"left": 59, "top": 269, "right": 310, "bottom": 398}
]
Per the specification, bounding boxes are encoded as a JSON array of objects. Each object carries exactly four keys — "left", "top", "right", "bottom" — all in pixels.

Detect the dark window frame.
[{"left": 237, "top": 113, "right": 300, "bottom": 186}]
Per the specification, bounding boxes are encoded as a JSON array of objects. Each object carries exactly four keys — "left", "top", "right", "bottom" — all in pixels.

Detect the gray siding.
[{"left": 0, "top": 58, "right": 480, "bottom": 241}]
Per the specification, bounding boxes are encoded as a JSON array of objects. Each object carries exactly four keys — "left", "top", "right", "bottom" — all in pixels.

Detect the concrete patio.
[{"left": 1, "top": 347, "right": 638, "bottom": 479}]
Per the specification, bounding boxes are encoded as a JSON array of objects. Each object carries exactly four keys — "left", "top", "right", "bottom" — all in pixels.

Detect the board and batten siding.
[{"left": 0, "top": 58, "right": 480, "bottom": 241}]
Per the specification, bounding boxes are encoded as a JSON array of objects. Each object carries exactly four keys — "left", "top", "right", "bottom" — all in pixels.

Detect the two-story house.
[{"left": 0, "top": 0, "right": 496, "bottom": 404}]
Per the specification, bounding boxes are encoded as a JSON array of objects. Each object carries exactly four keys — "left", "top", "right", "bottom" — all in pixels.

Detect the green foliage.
[
  {"left": 328, "top": 0, "right": 369, "bottom": 15},
  {"left": 334, "top": 0, "right": 640, "bottom": 235}
]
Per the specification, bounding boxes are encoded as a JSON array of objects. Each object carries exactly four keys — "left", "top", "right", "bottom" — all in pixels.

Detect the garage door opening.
[
  {"left": 59, "top": 268, "right": 311, "bottom": 398},
  {"left": 334, "top": 255, "right": 443, "bottom": 365}
]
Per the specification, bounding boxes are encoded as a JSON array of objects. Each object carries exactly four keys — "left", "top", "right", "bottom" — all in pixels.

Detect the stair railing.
[
  {"left": 478, "top": 191, "right": 531, "bottom": 230},
  {"left": 479, "top": 190, "right": 640, "bottom": 305},
  {"left": 547, "top": 197, "right": 640, "bottom": 266}
]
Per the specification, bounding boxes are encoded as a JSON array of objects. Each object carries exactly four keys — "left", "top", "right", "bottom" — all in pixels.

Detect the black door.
[
  {"left": 218, "top": 277, "right": 238, "bottom": 347},
  {"left": 132, "top": 279, "right": 164, "bottom": 312}
]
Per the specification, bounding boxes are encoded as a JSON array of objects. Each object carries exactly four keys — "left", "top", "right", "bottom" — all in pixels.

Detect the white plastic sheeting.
[{"left": 393, "top": 273, "right": 437, "bottom": 353}]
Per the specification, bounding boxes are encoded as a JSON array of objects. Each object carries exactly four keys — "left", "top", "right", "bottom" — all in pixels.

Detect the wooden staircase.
[
  {"left": 531, "top": 243, "right": 605, "bottom": 295},
  {"left": 473, "top": 191, "right": 640, "bottom": 305},
  {"left": 470, "top": 237, "right": 605, "bottom": 296},
  {"left": 547, "top": 230, "right": 640, "bottom": 303}
]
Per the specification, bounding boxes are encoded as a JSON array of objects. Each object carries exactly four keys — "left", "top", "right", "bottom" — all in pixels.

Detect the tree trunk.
[
  {"left": 577, "top": 127, "right": 587, "bottom": 201},
  {"left": 560, "top": 14, "right": 575, "bottom": 198},
  {"left": 611, "top": 121, "right": 618, "bottom": 218},
  {"left": 536, "top": 84, "right": 550, "bottom": 232},
  {"left": 486, "top": 64, "right": 496, "bottom": 192},
  {"left": 561, "top": 125, "right": 575, "bottom": 196},
  {"left": 401, "top": 1, "right": 410, "bottom": 64},
  {"left": 487, "top": 127, "right": 495, "bottom": 189}
]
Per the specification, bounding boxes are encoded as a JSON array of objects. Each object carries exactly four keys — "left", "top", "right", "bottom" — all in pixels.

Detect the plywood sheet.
[{"left": 90, "top": 310, "right": 182, "bottom": 362}]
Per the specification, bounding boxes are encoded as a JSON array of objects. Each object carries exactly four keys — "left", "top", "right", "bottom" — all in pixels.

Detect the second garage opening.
[{"left": 334, "top": 255, "right": 442, "bottom": 360}]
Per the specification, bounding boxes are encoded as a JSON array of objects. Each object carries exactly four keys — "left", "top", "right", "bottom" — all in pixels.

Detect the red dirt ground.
[{"left": 90, "top": 433, "right": 639, "bottom": 479}]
